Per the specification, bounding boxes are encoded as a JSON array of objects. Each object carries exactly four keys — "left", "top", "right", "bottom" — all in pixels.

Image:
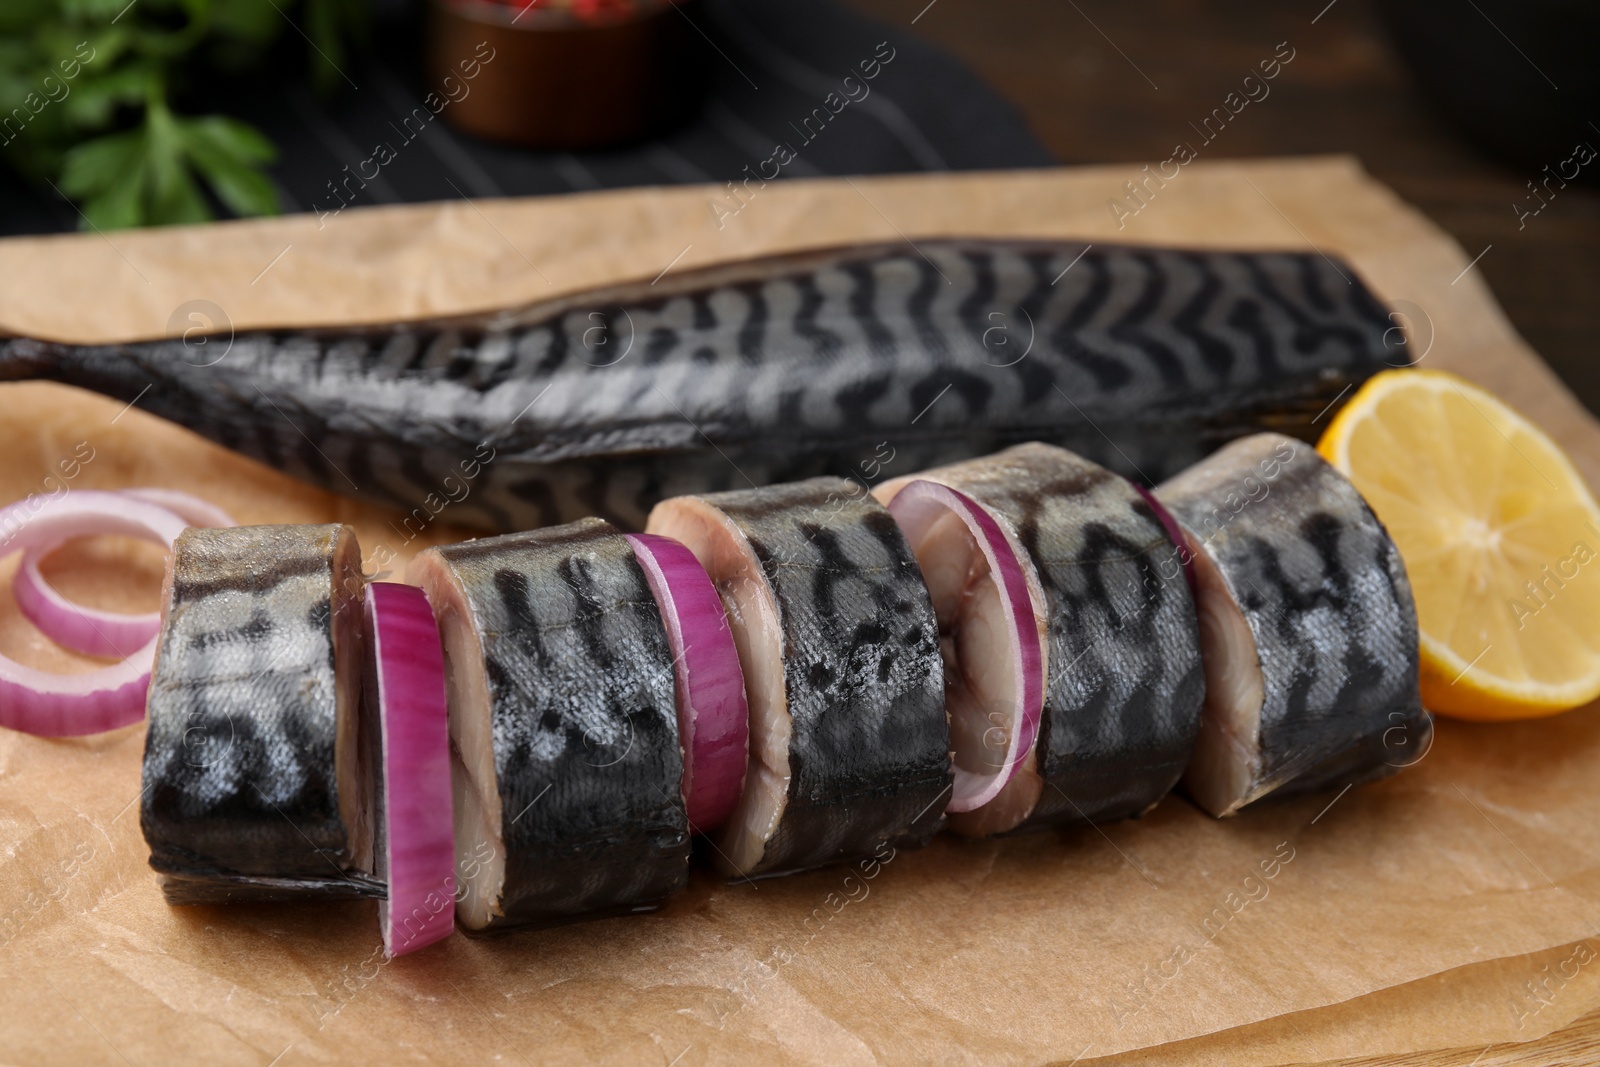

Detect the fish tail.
[{"left": 0, "top": 336, "right": 62, "bottom": 381}]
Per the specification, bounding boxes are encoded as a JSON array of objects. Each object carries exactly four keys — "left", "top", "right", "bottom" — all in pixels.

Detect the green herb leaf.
[
  {"left": 7, "top": 0, "right": 360, "bottom": 228},
  {"left": 60, "top": 104, "right": 280, "bottom": 228},
  {"left": 62, "top": 126, "right": 147, "bottom": 229},
  {"left": 58, "top": 126, "right": 144, "bottom": 198},
  {"left": 183, "top": 114, "right": 279, "bottom": 217},
  {"left": 79, "top": 161, "right": 146, "bottom": 230},
  {"left": 59, "top": 62, "right": 154, "bottom": 129},
  {"left": 0, "top": 0, "right": 69, "bottom": 35},
  {"left": 142, "top": 99, "right": 210, "bottom": 224},
  {"left": 210, "top": 0, "right": 281, "bottom": 45},
  {"left": 184, "top": 113, "right": 273, "bottom": 163}
]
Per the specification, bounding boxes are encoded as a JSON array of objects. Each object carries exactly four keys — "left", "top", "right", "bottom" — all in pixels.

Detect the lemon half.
[{"left": 1319, "top": 369, "right": 1600, "bottom": 720}]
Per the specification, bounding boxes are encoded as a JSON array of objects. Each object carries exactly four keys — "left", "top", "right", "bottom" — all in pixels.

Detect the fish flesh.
[
  {"left": 647, "top": 478, "right": 949, "bottom": 878},
  {"left": 140, "top": 524, "right": 378, "bottom": 904},
  {"left": 1155, "top": 433, "right": 1426, "bottom": 816},
  {"left": 408, "top": 518, "right": 689, "bottom": 931},
  {"left": 1, "top": 241, "right": 1402, "bottom": 531},
  {"left": 878, "top": 444, "right": 1206, "bottom": 834}
]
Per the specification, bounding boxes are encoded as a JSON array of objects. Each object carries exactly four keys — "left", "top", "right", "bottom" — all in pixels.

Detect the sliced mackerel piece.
[
  {"left": 647, "top": 478, "right": 949, "bottom": 879},
  {"left": 141, "top": 524, "right": 378, "bottom": 904},
  {"left": 409, "top": 518, "right": 688, "bottom": 931},
  {"left": 877, "top": 442, "right": 1206, "bottom": 834},
  {"left": 1155, "top": 433, "right": 1426, "bottom": 816}
]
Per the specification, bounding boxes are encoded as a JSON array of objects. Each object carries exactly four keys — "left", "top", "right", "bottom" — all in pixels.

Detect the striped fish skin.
[
  {"left": 2, "top": 241, "right": 1401, "bottom": 531},
  {"left": 1156, "top": 433, "right": 1425, "bottom": 812},
  {"left": 650, "top": 478, "right": 949, "bottom": 878},
  {"left": 410, "top": 518, "right": 688, "bottom": 931},
  {"left": 141, "top": 524, "right": 378, "bottom": 904},
  {"left": 885, "top": 443, "right": 1206, "bottom": 829},
  {"left": 1285, "top": 703, "right": 1433, "bottom": 795}
]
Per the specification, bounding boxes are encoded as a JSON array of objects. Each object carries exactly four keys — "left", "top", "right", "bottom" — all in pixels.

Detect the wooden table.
[{"left": 844, "top": 0, "right": 1600, "bottom": 417}]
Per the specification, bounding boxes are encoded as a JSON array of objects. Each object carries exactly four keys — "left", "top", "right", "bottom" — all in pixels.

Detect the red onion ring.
[
  {"left": 0, "top": 492, "right": 189, "bottom": 737},
  {"left": 887, "top": 480, "right": 1044, "bottom": 813},
  {"left": 120, "top": 488, "right": 236, "bottom": 530},
  {"left": 626, "top": 533, "right": 750, "bottom": 833},
  {"left": 365, "top": 582, "right": 455, "bottom": 956},
  {"left": 13, "top": 489, "right": 235, "bottom": 658},
  {"left": 1129, "top": 481, "right": 1197, "bottom": 600}
]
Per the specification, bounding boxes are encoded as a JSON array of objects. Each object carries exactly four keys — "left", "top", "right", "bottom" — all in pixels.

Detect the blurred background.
[{"left": 2, "top": 0, "right": 1595, "bottom": 408}]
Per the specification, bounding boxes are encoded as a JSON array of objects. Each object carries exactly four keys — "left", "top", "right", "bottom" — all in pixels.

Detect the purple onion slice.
[
  {"left": 626, "top": 532, "right": 750, "bottom": 833},
  {"left": 365, "top": 582, "right": 455, "bottom": 956},
  {"left": 13, "top": 488, "right": 234, "bottom": 659},
  {"left": 887, "top": 480, "right": 1044, "bottom": 813},
  {"left": 0, "top": 492, "right": 190, "bottom": 736}
]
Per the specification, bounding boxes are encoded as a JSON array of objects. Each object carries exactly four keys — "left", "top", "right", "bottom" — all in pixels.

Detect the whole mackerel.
[
  {"left": 141, "top": 524, "right": 378, "bottom": 904},
  {"left": 408, "top": 518, "right": 690, "bottom": 931},
  {"left": 2, "top": 241, "right": 1401, "bottom": 531}
]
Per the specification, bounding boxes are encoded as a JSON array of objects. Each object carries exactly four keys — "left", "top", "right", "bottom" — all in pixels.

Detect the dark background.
[
  {"left": 844, "top": 0, "right": 1600, "bottom": 413},
  {"left": 4, "top": 0, "right": 1595, "bottom": 413}
]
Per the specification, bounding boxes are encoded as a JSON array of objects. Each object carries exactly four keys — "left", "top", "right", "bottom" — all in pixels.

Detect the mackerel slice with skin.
[
  {"left": 877, "top": 443, "right": 1206, "bottom": 834},
  {"left": 1, "top": 241, "right": 1403, "bottom": 530},
  {"left": 647, "top": 478, "right": 949, "bottom": 879},
  {"left": 141, "top": 524, "right": 378, "bottom": 904},
  {"left": 409, "top": 518, "right": 688, "bottom": 931},
  {"left": 1155, "top": 433, "right": 1428, "bottom": 817}
]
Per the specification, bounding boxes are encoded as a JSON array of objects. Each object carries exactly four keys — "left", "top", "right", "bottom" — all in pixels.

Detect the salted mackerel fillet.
[
  {"left": 408, "top": 518, "right": 688, "bottom": 931},
  {"left": 140, "top": 525, "right": 377, "bottom": 904},
  {"left": 879, "top": 444, "right": 1205, "bottom": 834},
  {"left": 2, "top": 241, "right": 1401, "bottom": 530},
  {"left": 1155, "top": 433, "right": 1429, "bottom": 816},
  {"left": 648, "top": 479, "right": 949, "bottom": 878}
]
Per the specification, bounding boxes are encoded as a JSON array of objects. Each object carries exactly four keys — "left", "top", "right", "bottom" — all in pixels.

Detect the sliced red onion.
[
  {"left": 0, "top": 492, "right": 190, "bottom": 737},
  {"left": 887, "top": 480, "right": 1044, "bottom": 813},
  {"left": 120, "top": 488, "right": 236, "bottom": 530},
  {"left": 1129, "top": 481, "right": 1196, "bottom": 600},
  {"left": 14, "top": 489, "right": 235, "bottom": 659},
  {"left": 626, "top": 532, "right": 750, "bottom": 833},
  {"left": 365, "top": 582, "right": 455, "bottom": 956}
]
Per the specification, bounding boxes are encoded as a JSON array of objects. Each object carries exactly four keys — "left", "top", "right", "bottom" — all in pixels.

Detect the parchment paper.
[
  {"left": 2, "top": 157, "right": 1599, "bottom": 1066},
  {"left": 1085, "top": 939, "right": 1600, "bottom": 1066}
]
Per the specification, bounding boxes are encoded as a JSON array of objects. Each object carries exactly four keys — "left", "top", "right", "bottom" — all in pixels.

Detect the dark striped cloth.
[{"left": 0, "top": 0, "right": 1053, "bottom": 236}]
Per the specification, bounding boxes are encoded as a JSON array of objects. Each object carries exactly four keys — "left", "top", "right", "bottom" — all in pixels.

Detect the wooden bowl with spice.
[{"left": 425, "top": 0, "right": 707, "bottom": 150}]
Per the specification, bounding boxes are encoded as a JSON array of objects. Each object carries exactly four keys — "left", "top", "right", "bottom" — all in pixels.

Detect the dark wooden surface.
[{"left": 844, "top": 0, "right": 1600, "bottom": 415}]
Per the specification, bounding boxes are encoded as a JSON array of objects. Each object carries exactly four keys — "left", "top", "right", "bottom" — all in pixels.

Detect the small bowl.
[{"left": 425, "top": 0, "right": 707, "bottom": 150}]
